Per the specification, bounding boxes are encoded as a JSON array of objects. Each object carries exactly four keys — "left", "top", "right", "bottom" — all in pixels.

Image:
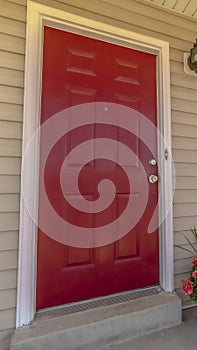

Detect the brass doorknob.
[{"left": 149, "top": 175, "right": 158, "bottom": 183}]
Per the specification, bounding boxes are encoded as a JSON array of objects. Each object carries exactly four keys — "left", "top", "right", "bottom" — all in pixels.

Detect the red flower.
[
  {"left": 182, "top": 279, "right": 194, "bottom": 295},
  {"left": 192, "top": 270, "right": 197, "bottom": 278},
  {"left": 191, "top": 257, "right": 197, "bottom": 267}
]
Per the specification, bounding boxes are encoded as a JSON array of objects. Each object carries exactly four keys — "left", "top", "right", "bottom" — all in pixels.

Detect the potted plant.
[{"left": 176, "top": 227, "right": 197, "bottom": 303}]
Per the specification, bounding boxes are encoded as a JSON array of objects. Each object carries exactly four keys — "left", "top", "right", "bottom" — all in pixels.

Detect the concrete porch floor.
[
  {"left": 10, "top": 292, "right": 181, "bottom": 350},
  {"left": 104, "top": 306, "right": 197, "bottom": 350}
]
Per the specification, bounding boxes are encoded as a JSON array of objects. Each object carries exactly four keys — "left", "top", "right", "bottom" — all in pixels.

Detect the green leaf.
[
  {"left": 182, "top": 234, "right": 197, "bottom": 254},
  {"left": 175, "top": 231, "right": 197, "bottom": 256},
  {"left": 174, "top": 244, "right": 194, "bottom": 255},
  {"left": 191, "top": 226, "right": 197, "bottom": 241}
]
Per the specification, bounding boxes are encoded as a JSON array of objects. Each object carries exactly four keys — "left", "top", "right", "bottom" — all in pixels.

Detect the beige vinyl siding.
[
  {"left": 0, "top": 1, "right": 26, "bottom": 22},
  {"left": 0, "top": 140, "right": 22, "bottom": 157},
  {"left": 0, "top": 51, "right": 25, "bottom": 72},
  {"left": 0, "top": 86, "right": 24, "bottom": 105},
  {"left": 0, "top": 196, "right": 20, "bottom": 212},
  {"left": 0, "top": 0, "right": 26, "bottom": 347},
  {"left": 0, "top": 176, "right": 20, "bottom": 194},
  {"left": 0, "top": 232, "right": 19, "bottom": 250},
  {"left": 0, "top": 0, "right": 197, "bottom": 347},
  {"left": 174, "top": 189, "right": 197, "bottom": 203},
  {"left": 0, "top": 270, "right": 17, "bottom": 291},
  {"left": 0, "top": 158, "right": 21, "bottom": 176},
  {"left": 0, "top": 16, "right": 26, "bottom": 38},
  {"left": 0, "top": 67, "right": 24, "bottom": 88},
  {"left": 0, "top": 33, "right": 25, "bottom": 54},
  {"left": 0, "top": 104, "right": 23, "bottom": 122},
  {"left": 0, "top": 121, "right": 22, "bottom": 139}
]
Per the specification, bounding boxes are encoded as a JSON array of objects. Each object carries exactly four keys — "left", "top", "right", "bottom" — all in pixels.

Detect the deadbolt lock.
[{"left": 149, "top": 159, "right": 157, "bottom": 166}]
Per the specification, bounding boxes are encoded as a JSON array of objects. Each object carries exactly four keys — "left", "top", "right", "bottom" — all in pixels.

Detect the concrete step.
[
  {"left": 10, "top": 291, "right": 181, "bottom": 350},
  {"left": 104, "top": 308, "right": 197, "bottom": 350}
]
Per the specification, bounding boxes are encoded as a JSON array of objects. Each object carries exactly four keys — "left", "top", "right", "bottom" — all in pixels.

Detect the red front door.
[{"left": 36, "top": 26, "right": 159, "bottom": 309}]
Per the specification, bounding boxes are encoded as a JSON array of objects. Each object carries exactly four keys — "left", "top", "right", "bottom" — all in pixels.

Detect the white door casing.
[{"left": 16, "top": 0, "right": 173, "bottom": 328}]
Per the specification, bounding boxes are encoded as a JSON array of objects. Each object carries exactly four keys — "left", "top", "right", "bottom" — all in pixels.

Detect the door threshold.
[{"left": 36, "top": 285, "right": 162, "bottom": 321}]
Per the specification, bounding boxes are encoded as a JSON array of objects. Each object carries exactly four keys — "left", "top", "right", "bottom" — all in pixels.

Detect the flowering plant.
[{"left": 176, "top": 227, "right": 197, "bottom": 303}]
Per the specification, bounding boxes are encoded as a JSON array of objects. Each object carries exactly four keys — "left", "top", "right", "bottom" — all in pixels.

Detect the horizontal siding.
[
  {"left": 0, "top": 158, "right": 21, "bottom": 175},
  {"left": 0, "top": 16, "right": 26, "bottom": 38},
  {"left": 173, "top": 137, "right": 197, "bottom": 150},
  {"left": 0, "top": 51, "right": 25, "bottom": 72},
  {"left": 175, "top": 177, "right": 197, "bottom": 190},
  {"left": 0, "top": 251, "right": 18, "bottom": 271},
  {"left": 0, "top": 86, "right": 23, "bottom": 105},
  {"left": 170, "top": 48, "right": 184, "bottom": 62},
  {"left": 0, "top": 103, "right": 23, "bottom": 122},
  {"left": 0, "top": 213, "right": 19, "bottom": 232},
  {"left": 170, "top": 60, "right": 183, "bottom": 74},
  {"left": 0, "top": 67, "right": 24, "bottom": 88},
  {"left": 0, "top": 0, "right": 196, "bottom": 339},
  {"left": 175, "top": 163, "right": 197, "bottom": 176},
  {"left": 0, "top": 139, "right": 22, "bottom": 157},
  {"left": 171, "top": 72, "right": 197, "bottom": 91},
  {"left": 173, "top": 150, "right": 197, "bottom": 163},
  {"left": 0, "top": 1, "right": 26, "bottom": 22},
  {"left": 0, "top": 231, "right": 19, "bottom": 250},
  {"left": 172, "top": 86, "right": 197, "bottom": 102},
  {"left": 172, "top": 124, "right": 197, "bottom": 139},
  {"left": 174, "top": 244, "right": 194, "bottom": 260},
  {"left": 174, "top": 217, "right": 197, "bottom": 232},
  {"left": 0, "top": 0, "right": 26, "bottom": 202},
  {"left": 0, "top": 33, "right": 25, "bottom": 54},
  {"left": 7, "top": 0, "right": 27, "bottom": 5},
  {"left": 0, "top": 289, "right": 16, "bottom": 311},
  {"left": 172, "top": 98, "right": 197, "bottom": 114},
  {"left": 0, "top": 196, "right": 20, "bottom": 213},
  {"left": 0, "top": 121, "right": 22, "bottom": 139},
  {"left": 0, "top": 270, "right": 17, "bottom": 291},
  {"left": 0, "top": 176, "right": 20, "bottom": 194},
  {"left": 174, "top": 257, "right": 192, "bottom": 274},
  {"left": 174, "top": 190, "right": 197, "bottom": 203},
  {"left": 172, "top": 111, "right": 197, "bottom": 125},
  {"left": 174, "top": 203, "right": 197, "bottom": 218},
  {"left": 174, "top": 230, "right": 196, "bottom": 245}
]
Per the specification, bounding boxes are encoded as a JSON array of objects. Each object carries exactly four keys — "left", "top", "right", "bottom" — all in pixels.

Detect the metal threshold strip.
[{"left": 36, "top": 285, "right": 162, "bottom": 321}]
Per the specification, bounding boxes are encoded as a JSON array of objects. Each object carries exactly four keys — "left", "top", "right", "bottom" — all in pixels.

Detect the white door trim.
[{"left": 16, "top": 0, "right": 174, "bottom": 328}]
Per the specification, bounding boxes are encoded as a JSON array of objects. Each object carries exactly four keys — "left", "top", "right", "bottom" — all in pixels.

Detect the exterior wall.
[
  {"left": 0, "top": 0, "right": 26, "bottom": 348},
  {"left": 0, "top": 0, "right": 196, "bottom": 347}
]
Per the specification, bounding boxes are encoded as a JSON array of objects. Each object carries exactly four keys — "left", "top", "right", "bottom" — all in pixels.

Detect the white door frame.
[{"left": 16, "top": 0, "right": 174, "bottom": 328}]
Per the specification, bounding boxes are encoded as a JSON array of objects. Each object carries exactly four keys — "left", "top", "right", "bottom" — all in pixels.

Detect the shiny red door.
[{"left": 36, "top": 26, "right": 159, "bottom": 309}]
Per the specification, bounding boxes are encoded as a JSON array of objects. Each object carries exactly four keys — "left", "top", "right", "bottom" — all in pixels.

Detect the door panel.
[{"left": 36, "top": 26, "right": 159, "bottom": 309}]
